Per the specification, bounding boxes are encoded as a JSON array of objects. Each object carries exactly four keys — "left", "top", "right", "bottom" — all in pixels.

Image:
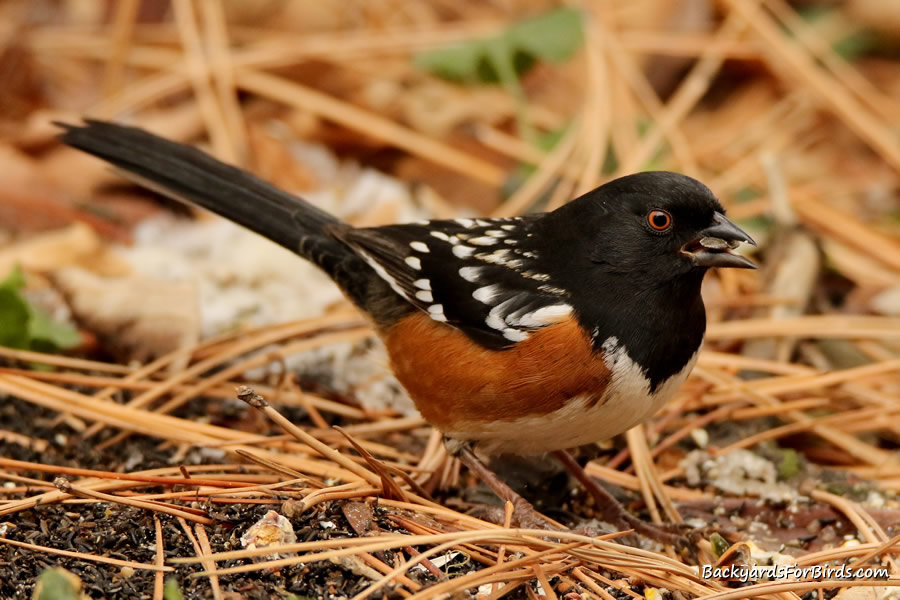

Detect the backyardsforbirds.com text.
[{"left": 701, "top": 564, "right": 889, "bottom": 581}]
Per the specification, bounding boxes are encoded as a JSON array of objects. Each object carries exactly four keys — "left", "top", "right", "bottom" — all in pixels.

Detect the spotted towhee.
[{"left": 58, "top": 120, "right": 756, "bottom": 544}]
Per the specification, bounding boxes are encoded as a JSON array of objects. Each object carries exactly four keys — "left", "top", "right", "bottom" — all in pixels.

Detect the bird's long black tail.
[
  {"left": 58, "top": 120, "right": 343, "bottom": 254},
  {"left": 57, "top": 120, "right": 399, "bottom": 319}
]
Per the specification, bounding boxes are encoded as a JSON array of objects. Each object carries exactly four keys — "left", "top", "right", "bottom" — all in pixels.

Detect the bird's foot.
[
  {"left": 552, "top": 450, "right": 699, "bottom": 552},
  {"left": 450, "top": 441, "right": 563, "bottom": 531},
  {"left": 616, "top": 512, "right": 696, "bottom": 552}
]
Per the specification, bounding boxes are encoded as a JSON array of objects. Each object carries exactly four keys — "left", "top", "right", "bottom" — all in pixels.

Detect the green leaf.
[
  {"left": 796, "top": 5, "right": 831, "bottom": 22},
  {"left": 164, "top": 578, "right": 185, "bottom": 600},
  {"left": 794, "top": 6, "right": 877, "bottom": 62},
  {"left": 413, "top": 43, "right": 487, "bottom": 82},
  {"left": 710, "top": 532, "right": 730, "bottom": 558},
  {"left": 28, "top": 305, "right": 81, "bottom": 350},
  {"left": 602, "top": 142, "right": 618, "bottom": 175},
  {"left": 507, "top": 7, "right": 584, "bottom": 63},
  {"left": 0, "top": 267, "right": 81, "bottom": 354},
  {"left": 774, "top": 448, "right": 802, "bottom": 480},
  {"left": 414, "top": 7, "right": 583, "bottom": 83},
  {"left": 484, "top": 35, "right": 532, "bottom": 141},
  {"left": 537, "top": 126, "right": 568, "bottom": 152},
  {"left": 35, "top": 568, "right": 81, "bottom": 600},
  {"left": 414, "top": 7, "right": 582, "bottom": 144},
  {"left": 0, "top": 288, "right": 30, "bottom": 349},
  {"left": 832, "top": 30, "right": 878, "bottom": 61},
  {"left": 0, "top": 264, "right": 25, "bottom": 291},
  {"left": 732, "top": 186, "right": 761, "bottom": 203}
]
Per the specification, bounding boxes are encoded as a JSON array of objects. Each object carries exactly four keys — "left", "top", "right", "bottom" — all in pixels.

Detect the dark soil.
[
  {"left": 0, "top": 394, "right": 522, "bottom": 599},
  {"left": 3, "top": 392, "right": 895, "bottom": 599},
  {"left": 0, "top": 394, "right": 417, "bottom": 599}
]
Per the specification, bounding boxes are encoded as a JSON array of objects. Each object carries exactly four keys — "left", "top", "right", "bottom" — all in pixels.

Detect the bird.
[{"left": 58, "top": 119, "right": 756, "bottom": 545}]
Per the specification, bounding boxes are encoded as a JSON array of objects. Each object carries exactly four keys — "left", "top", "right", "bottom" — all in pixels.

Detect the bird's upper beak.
[{"left": 682, "top": 212, "right": 757, "bottom": 269}]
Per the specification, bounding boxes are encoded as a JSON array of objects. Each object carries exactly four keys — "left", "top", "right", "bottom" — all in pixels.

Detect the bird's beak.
[{"left": 682, "top": 212, "right": 757, "bottom": 269}]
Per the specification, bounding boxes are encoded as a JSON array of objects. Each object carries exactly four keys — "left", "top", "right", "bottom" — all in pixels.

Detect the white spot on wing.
[
  {"left": 455, "top": 218, "right": 475, "bottom": 228},
  {"left": 430, "top": 231, "right": 450, "bottom": 241},
  {"left": 459, "top": 266, "right": 482, "bottom": 282},
  {"left": 522, "top": 271, "right": 550, "bottom": 282},
  {"left": 475, "top": 219, "right": 492, "bottom": 227},
  {"left": 415, "top": 290, "right": 434, "bottom": 302},
  {"left": 452, "top": 245, "right": 475, "bottom": 258},
  {"left": 539, "top": 284, "right": 567, "bottom": 296},
  {"left": 473, "top": 284, "right": 502, "bottom": 304},
  {"left": 409, "top": 241, "right": 430, "bottom": 253},
  {"left": 405, "top": 256, "right": 422, "bottom": 270},
  {"left": 503, "top": 329, "right": 529, "bottom": 342},
  {"left": 469, "top": 236, "right": 498, "bottom": 246},
  {"left": 476, "top": 250, "right": 522, "bottom": 269},
  {"left": 501, "top": 224, "right": 516, "bottom": 231},
  {"left": 428, "top": 304, "right": 447, "bottom": 322},
  {"left": 485, "top": 307, "right": 506, "bottom": 331},
  {"left": 414, "top": 279, "right": 431, "bottom": 290},
  {"left": 484, "top": 249, "right": 510, "bottom": 260},
  {"left": 511, "top": 304, "right": 572, "bottom": 327},
  {"left": 484, "top": 298, "right": 530, "bottom": 343},
  {"left": 356, "top": 249, "right": 410, "bottom": 301}
]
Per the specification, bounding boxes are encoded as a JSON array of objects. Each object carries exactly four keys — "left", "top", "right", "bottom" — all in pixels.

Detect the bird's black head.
[
  {"left": 541, "top": 171, "right": 755, "bottom": 288},
  {"left": 533, "top": 172, "right": 757, "bottom": 391}
]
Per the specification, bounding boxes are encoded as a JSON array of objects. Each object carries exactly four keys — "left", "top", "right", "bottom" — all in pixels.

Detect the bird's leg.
[
  {"left": 552, "top": 450, "right": 690, "bottom": 548},
  {"left": 447, "top": 439, "right": 559, "bottom": 531}
]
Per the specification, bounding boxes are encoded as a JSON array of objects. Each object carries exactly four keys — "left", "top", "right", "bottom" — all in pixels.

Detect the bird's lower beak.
[{"left": 683, "top": 212, "right": 758, "bottom": 269}]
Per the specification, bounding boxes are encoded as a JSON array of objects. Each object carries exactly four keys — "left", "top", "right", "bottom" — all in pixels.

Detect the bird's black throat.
[{"left": 574, "top": 268, "right": 707, "bottom": 393}]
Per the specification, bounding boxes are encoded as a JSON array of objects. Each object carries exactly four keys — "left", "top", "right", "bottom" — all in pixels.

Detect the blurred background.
[
  {"left": 0, "top": 0, "right": 899, "bottom": 457},
  {"left": 1, "top": 0, "right": 899, "bottom": 344},
  {"left": 2, "top": 0, "right": 900, "bottom": 458},
  {"left": 1, "top": 1, "right": 900, "bottom": 597}
]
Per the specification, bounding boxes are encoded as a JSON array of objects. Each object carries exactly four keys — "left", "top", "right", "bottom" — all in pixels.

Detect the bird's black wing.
[{"left": 335, "top": 216, "right": 574, "bottom": 349}]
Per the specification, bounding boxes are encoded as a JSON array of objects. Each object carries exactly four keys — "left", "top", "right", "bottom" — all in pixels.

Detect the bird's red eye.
[{"left": 647, "top": 209, "right": 672, "bottom": 231}]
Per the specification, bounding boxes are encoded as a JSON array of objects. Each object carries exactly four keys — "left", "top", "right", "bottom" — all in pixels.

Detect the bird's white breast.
[{"left": 451, "top": 337, "right": 699, "bottom": 456}]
